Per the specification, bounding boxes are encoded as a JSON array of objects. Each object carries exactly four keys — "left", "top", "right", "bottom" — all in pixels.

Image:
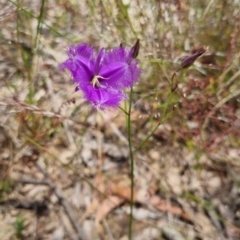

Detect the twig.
[
  {"left": 201, "top": 88, "right": 240, "bottom": 140},
  {"left": 100, "top": 110, "right": 128, "bottom": 145},
  {"left": 102, "top": 219, "right": 115, "bottom": 240},
  {"left": 19, "top": 178, "right": 50, "bottom": 185},
  {"left": 35, "top": 162, "right": 88, "bottom": 240}
]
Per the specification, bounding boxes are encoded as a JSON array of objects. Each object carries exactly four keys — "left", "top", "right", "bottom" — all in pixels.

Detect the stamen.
[
  {"left": 91, "top": 75, "right": 109, "bottom": 88},
  {"left": 91, "top": 76, "right": 100, "bottom": 88}
]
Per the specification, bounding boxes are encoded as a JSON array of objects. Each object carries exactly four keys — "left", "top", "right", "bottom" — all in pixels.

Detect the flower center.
[
  {"left": 90, "top": 75, "right": 107, "bottom": 88},
  {"left": 91, "top": 75, "right": 100, "bottom": 88}
]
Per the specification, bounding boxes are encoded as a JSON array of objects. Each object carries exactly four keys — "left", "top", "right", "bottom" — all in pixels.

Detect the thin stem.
[
  {"left": 135, "top": 92, "right": 175, "bottom": 152},
  {"left": 35, "top": 0, "right": 46, "bottom": 48},
  {"left": 118, "top": 105, "right": 129, "bottom": 115},
  {"left": 8, "top": 0, "right": 66, "bottom": 38},
  {"left": 127, "top": 87, "right": 134, "bottom": 240},
  {"left": 116, "top": 0, "right": 138, "bottom": 38},
  {"left": 134, "top": 121, "right": 160, "bottom": 152}
]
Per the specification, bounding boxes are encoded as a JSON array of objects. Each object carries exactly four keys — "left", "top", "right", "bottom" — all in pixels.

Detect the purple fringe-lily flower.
[{"left": 61, "top": 43, "right": 141, "bottom": 109}]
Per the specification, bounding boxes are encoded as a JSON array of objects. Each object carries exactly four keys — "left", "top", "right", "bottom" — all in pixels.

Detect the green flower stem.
[{"left": 127, "top": 87, "right": 134, "bottom": 240}]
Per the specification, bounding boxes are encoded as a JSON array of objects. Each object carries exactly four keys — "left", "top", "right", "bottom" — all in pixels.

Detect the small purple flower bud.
[
  {"left": 180, "top": 47, "right": 206, "bottom": 69},
  {"left": 130, "top": 39, "right": 140, "bottom": 59}
]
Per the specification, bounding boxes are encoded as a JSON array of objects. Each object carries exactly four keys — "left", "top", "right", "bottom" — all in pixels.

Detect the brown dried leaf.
[
  {"left": 95, "top": 195, "right": 125, "bottom": 226},
  {"left": 110, "top": 185, "right": 138, "bottom": 202},
  {"left": 150, "top": 195, "right": 191, "bottom": 221},
  {"left": 107, "top": 175, "right": 150, "bottom": 203},
  {"left": 80, "top": 198, "right": 99, "bottom": 223}
]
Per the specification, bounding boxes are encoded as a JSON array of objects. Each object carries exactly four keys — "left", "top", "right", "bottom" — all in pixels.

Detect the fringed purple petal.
[
  {"left": 99, "top": 62, "right": 127, "bottom": 87},
  {"left": 60, "top": 58, "right": 93, "bottom": 85},
  {"left": 61, "top": 44, "right": 96, "bottom": 85},
  {"left": 75, "top": 55, "right": 94, "bottom": 78},
  {"left": 103, "top": 46, "right": 131, "bottom": 63},
  {"left": 68, "top": 43, "right": 95, "bottom": 59},
  {"left": 94, "top": 48, "right": 105, "bottom": 74},
  {"left": 99, "top": 62, "right": 126, "bottom": 78},
  {"left": 60, "top": 59, "right": 80, "bottom": 83},
  {"left": 102, "top": 46, "right": 141, "bottom": 88},
  {"left": 81, "top": 85, "right": 125, "bottom": 109}
]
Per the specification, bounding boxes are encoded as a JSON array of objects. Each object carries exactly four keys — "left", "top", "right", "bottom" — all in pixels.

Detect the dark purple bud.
[
  {"left": 130, "top": 39, "right": 140, "bottom": 59},
  {"left": 180, "top": 47, "right": 205, "bottom": 69},
  {"left": 74, "top": 86, "right": 80, "bottom": 92}
]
